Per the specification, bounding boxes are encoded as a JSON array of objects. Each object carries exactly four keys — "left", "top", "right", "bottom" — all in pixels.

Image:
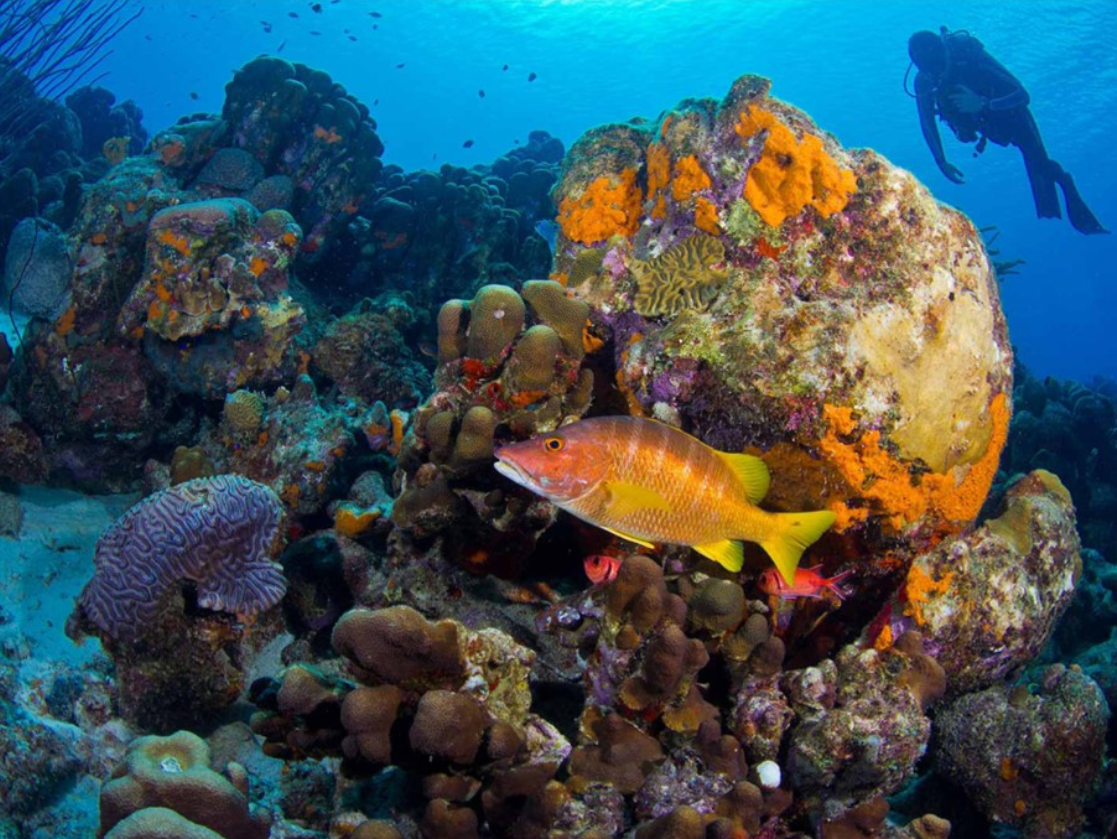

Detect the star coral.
[
  {"left": 557, "top": 169, "right": 643, "bottom": 244},
  {"left": 734, "top": 105, "right": 857, "bottom": 227}
]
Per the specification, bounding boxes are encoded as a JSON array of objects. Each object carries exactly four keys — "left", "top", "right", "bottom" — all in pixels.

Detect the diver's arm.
[
  {"left": 987, "top": 84, "right": 1029, "bottom": 111},
  {"left": 915, "top": 73, "right": 964, "bottom": 183},
  {"left": 976, "top": 48, "right": 1031, "bottom": 110}
]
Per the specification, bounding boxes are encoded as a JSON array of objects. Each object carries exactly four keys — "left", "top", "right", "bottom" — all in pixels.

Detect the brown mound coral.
[
  {"left": 507, "top": 326, "right": 561, "bottom": 392},
  {"left": 98, "top": 730, "right": 269, "bottom": 839},
  {"left": 465, "top": 284, "right": 527, "bottom": 365},
  {"left": 630, "top": 234, "right": 729, "bottom": 317},
  {"left": 521, "top": 279, "right": 590, "bottom": 360},
  {"left": 332, "top": 605, "right": 465, "bottom": 691}
]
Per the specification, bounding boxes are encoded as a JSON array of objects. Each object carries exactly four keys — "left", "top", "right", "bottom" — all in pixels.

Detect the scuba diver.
[{"left": 907, "top": 27, "right": 1108, "bottom": 235}]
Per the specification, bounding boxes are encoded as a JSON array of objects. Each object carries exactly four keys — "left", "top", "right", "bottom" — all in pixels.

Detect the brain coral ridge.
[
  {"left": 630, "top": 233, "right": 730, "bottom": 317},
  {"left": 74, "top": 475, "right": 287, "bottom": 642}
]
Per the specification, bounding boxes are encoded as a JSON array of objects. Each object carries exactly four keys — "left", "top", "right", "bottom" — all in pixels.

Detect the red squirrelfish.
[
  {"left": 758, "top": 566, "right": 852, "bottom": 600},
  {"left": 583, "top": 554, "right": 623, "bottom": 585},
  {"left": 493, "top": 416, "right": 836, "bottom": 584}
]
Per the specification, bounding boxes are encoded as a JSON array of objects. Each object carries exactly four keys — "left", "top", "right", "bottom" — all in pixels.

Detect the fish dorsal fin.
[
  {"left": 693, "top": 539, "right": 744, "bottom": 572},
  {"left": 599, "top": 525, "right": 656, "bottom": 550},
  {"left": 717, "top": 451, "right": 770, "bottom": 504},
  {"left": 603, "top": 480, "right": 673, "bottom": 521}
]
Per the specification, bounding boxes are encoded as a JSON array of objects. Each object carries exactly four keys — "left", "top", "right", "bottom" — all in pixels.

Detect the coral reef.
[
  {"left": 304, "top": 130, "right": 561, "bottom": 313},
  {"left": 5, "top": 49, "right": 1112, "bottom": 839}
]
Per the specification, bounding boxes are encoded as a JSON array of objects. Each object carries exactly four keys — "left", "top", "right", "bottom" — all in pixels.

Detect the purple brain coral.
[{"left": 77, "top": 475, "right": 287, "bottom": 642}]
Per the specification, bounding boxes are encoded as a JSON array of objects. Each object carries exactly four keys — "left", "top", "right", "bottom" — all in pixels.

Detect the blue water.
[{"left": 94, "top": 0, "right": 1117, "bottom": 386}]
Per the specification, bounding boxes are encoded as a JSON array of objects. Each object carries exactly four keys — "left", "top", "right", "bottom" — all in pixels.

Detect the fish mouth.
[{"left": 493, "top": 453, "right": 539, "bottom": 491}]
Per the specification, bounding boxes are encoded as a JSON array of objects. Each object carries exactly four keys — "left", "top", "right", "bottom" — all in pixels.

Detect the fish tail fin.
[
  {"left": 760, "top": 510, "right": 837, "bottom": 586},
  {"left": 828, "top": 569, "right": 854, "bottom": 600}
]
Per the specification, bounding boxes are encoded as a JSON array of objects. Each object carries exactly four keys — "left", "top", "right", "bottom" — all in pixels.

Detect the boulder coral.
[
  {"left": 2, "top": 216, "right": 72, "bottom": 318},
  {"left": 309, "top": 299, "right": 431, "bottom": 409},
  {"left": 551, "top": 73, "right": 1011, "bottom": 583},
  {"left": 866, "top": 470, "right": 1081, "bottom": 694},
  {"left": 221, "top": 56, "right": 384, "bottom": 248},
  {"left": 120, "top": 198, "right": 304, "bottom": 396},
  {"left": 935, "top": 665, "right": 1109, "bottom": 838}
]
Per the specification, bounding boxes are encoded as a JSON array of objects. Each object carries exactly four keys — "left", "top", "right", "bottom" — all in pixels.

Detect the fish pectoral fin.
[
  {"left": 599, "top": 525, "right": 656, "bottom": 550},
  {"left": 716, "top": 451, "right": 771, "bottom": 504},
  {"left": 693, "top": 539, "right": 744, "bottom": 572},
  {"left": 603, "top": 481, "right": 673, "bottom": 521},
  {"left": 761, "top": 509, "right": 837, "bottom": 585}
]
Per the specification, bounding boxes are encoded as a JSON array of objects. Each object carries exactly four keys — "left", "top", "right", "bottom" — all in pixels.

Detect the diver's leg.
[
  {"left": 1012, "top": 111, "right": 1061, "bottom": 219},
  {"left": 1049, "top": 161, "right": 1110, "bottom": 235}
]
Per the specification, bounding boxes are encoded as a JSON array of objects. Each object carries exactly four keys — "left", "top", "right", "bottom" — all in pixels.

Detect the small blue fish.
[{"left": 534, "top": 219, "right": 558, "bottom": 254}]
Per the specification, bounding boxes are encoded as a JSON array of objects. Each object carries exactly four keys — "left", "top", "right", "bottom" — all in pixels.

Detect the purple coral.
[{"left": 76, "top": 475, "right": 287, "bottom": 642}]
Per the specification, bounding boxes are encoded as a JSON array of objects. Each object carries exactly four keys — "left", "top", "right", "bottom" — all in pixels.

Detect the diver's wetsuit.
[{"left": 912, "top": 30, "right": 1107, "bottom": 235}]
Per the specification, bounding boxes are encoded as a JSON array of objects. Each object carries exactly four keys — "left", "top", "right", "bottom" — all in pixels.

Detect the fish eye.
[{"left": 543, "top": 436, "right": 564, "bottom": 452}]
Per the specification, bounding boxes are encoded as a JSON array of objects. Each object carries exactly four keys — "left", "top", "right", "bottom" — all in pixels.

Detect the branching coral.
[{"left": 734, "top": 105, "right": 857, "bottom": 227}]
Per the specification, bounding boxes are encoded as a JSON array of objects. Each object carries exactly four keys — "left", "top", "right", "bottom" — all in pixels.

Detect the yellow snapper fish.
[{"left": 493, "top": 416, "right": 835, "bottom": 584}]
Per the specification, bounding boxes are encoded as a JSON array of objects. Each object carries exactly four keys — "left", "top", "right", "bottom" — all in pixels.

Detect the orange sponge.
[
  {"left": 557, "top": 168, "right": 643, "bottom": 244},
  {"left": 671, "top": 155, "right": 712, "bottom": 201},
  {"left": 734, "top": 105, "right": 857, "bottom": 227}
]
